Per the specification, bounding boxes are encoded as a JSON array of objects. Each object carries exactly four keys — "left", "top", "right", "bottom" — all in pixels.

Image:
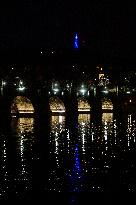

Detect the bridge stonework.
[{"left": 0, "top": 83, "right": 135, "bottom": 131}]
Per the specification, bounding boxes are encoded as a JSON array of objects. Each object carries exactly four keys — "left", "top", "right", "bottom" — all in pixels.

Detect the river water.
[{"left": 0, "top": 111, "right": 136, "bottom": 201}]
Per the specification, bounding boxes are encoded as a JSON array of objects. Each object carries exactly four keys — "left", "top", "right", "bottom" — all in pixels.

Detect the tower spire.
[{"left": 74, "top": 33, "right": 79, "bottom": 49}]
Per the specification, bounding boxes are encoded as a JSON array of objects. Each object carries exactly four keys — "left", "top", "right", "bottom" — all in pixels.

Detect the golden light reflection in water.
[
  {"left": 113, "top": 119, "right": 117, "bottom": 145},
  {"left": 0, "top": 138, "right": 9, "bottom": 194},
  {"left": 127, "top": 114, "right": 136, "bottom": 148},
  {"left": 11, "top": 117, "right": 34, "bottom": 190},
  {"left": 50, "top": 115, "right": 65, "bottom": 133},
  {"left": 11, "top": 96, "right": 34, "bottom": 114},
  {"left": 11, "top": 117, "right": 34, "bottom": 134},
  {"left": 18, "top": 134, "right": 28, "bottom": 179},
  {"left": 51, "top": 115, "right": 65, "bottom": 132},
  {"left": 17, "top": 118, "right": 34, "bottom": 133},
  {"left": 51, "top": 115, "right": 65, "bottom": 124},
  {"left": 50, "top": 115, "right": 66, "bottom": 168},
  {"left": 102, "top": 113, "right": 113, "bottom": 147},
  {"left": 78, "top": 114, "right": 90, "bottom": 154},
  {"left": 78, "top": 114, "right": 90, "bottom": 124},
  {"left": 49, "top": 97, "right": 65, "bottom": 113},
  {"left": 102, "top": 113, "right": 113, "bottom": 123},
  {"left": 78, "top": 97, "right": 90, "bottom": 112}
]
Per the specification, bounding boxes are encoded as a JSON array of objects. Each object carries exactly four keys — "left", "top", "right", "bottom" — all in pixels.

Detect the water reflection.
[
  {"left": 78, "top": 114, "right": 90, "bottom": 155},
  {"left": 102, "top": 113, "right": 113, "bottom": 123},
  {"left": 50, "top": 115, "right": 65, "bottom": 167},
  {"left": 102, "top": 112, "right": 113, "bottom": 142},
  {"left": 127, "top": 114, "right": 136, "bottom": 149},
  {"left": 17, "top": 118, "right": 34, "bottom": 133},
  {"left": 48, "top": 115, "right": 66, "bottom": 191},
  {"left": 11, "top": 117, "right": 34, "bottom": 134},
  {"left": 68, "top": 144, "right": 83, "bottom": 192},
  {"left": 1, "top": 101, "right": 136, "bottom": 196},
  {"left": 11, "top": 117, "right": 34, "bottom": 197},
  {"left": 51, "top": 115, "right": 65, "bottom": 134},
  {"left": 113, "top": 119, "right": 117, "bottom": 145},
  {"left": 78, "top": 114, "right": 90, "bottom": 124},
  {"left": 121, "top": 114, "right": 136, "bottom": 192},
  {"left": 0, "top": 135, "right": 9, "bottom": 197}
]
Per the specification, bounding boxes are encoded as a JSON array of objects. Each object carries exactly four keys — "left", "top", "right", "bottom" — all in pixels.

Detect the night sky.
[{"left": 0, "top": 1, "right": 136, "bottom": 63}]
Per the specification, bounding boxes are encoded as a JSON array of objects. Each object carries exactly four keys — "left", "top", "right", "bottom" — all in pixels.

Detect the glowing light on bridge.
[
  {"left": 79, "top": 84, "right": 87, "bottom": 96},
  {"left": 18, "top": 87, "right": 25, "bottom": 91},
  {"left": 2, "top": 80, "right": 6, "bottom": 86},
  {"left": 1, "top": 79, "right": 7, "bottom": 96},
  {"left": 17, "top": 80, "right": 26, "bottom": 92},
  {"left": 80, "top": 88, "right": 86, "bottom": 95},
  {"left": 52, "top": 82, "right": 60, "bottom": 94}
]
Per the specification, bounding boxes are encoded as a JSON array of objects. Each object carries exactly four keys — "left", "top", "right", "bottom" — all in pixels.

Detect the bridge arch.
[
  {"left": 11, "top": 96, "right": 35, "bottom": 116},
  {"left": 49, "top": 96, "right": 65, "bottom": 113},
  {"left": 78, "top": 97, "right": 91, "bottom": 112},
  {"left": 102, "top": 97, "right": 113, "bottom": 111}
]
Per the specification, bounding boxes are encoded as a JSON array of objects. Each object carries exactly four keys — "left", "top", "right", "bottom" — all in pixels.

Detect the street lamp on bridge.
[{"left": 1, "top": 79, "right": 6, "bottom": 96}]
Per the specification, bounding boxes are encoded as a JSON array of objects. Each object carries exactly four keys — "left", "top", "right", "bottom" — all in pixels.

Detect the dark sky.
[{"left": 0, "top": 1, "right": 136, "bottom": 62}]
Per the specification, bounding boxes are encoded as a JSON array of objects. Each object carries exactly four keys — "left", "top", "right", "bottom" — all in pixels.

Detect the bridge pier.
[
  {"left": 33, "top": 90, "right": 50, "bottom": 157},
  {"left": 64, "top": 93, "right": 78, "bottom": 139},
  {"left": 35, "top": 94, "right": 50, "bottom": 128},
  {"left": 90, "top": 95, "right": 102, "bottom": 125},
  {"left": 0, "top": 95, "right": 12, "bottom": 133}
]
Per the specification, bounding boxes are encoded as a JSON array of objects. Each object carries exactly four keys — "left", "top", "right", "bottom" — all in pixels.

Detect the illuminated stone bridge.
[{"left": 0, "top": 79, "right": 135, "bottom": 127}]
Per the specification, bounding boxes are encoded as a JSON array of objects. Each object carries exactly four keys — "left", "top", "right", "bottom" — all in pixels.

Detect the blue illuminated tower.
[{"left": 74, "top": 33, "right": 79, "bottom": 49}]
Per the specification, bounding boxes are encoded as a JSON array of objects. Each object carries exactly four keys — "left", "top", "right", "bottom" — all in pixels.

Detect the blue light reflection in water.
[{"left": 68, "top": 144, "right": 83, "bottom": 192}]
